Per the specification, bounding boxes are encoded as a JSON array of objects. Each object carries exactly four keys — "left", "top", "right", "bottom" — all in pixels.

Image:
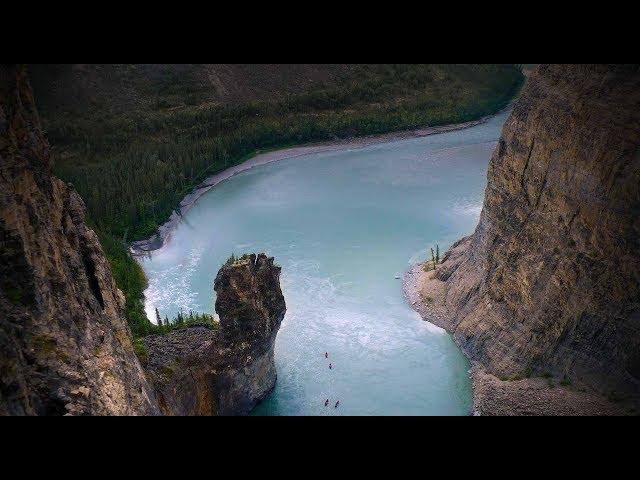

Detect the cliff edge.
[{"left": 405, "top": 64, "right": 640, "bottom": 415}]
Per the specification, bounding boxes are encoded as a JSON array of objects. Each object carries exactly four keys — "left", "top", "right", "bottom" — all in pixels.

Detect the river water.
[{"left": 140, "top": 110, "right": 509, "bottom": 415}]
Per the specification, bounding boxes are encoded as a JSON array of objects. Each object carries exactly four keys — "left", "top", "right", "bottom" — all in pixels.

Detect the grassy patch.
[
  {"left": 499, "top": 368, "right": 533, "bottom": 382},
  {"left": 158, "top": 362, "right": 178, "bottom": 379},
  {"left": 32, "top": 335, "right": 70, "bottom": 363},
  {"left": 133, "top": 338, "right": 148, "bottom": 364},
  {"left": 420, "top": 292, "right": 434, "bottom": 304},
  {"left": 152, "top": 359, "right": 183, "bottom": 383},
  {"left": 32, "top": 335, "right": 57, "bottom": 355},
  {"left": 3, "top": 286, "right": 23, "bottom": 306}
]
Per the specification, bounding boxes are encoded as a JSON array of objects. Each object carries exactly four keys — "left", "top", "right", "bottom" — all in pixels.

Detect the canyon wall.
[
  {"left": 0, "top": 66, "right": 285, "bottom": 416},
  {"left": 414, "top": 64, "right": 640, "bottom": 405},
  {"left": 142, "top": 253, "right": 286, "bottom": 415},
  {"left": 0, "top": 65, "right": 160, "bottom": 415}
]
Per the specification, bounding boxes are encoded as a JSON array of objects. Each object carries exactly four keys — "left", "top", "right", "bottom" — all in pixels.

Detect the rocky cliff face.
[
  {"left": 408, "top": 64, "right": 640, "bottom": 413},
  {"left": 0, "top": 65, "right": 285, "bottom": 416},
  {"left": 143, "top": 253, "right": 286, "bottom": 415},
  {"left": 0, "top": 65, "right": 159, "bottom": 415}
]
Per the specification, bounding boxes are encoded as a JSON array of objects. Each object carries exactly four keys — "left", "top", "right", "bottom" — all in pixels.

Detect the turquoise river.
[{"left": 140, "top": 109, "right": 510, "bottom": 415}]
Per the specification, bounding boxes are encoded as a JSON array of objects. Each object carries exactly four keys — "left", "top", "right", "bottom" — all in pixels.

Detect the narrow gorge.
[{"left": 2, "top": 63, "right": 638, "bottom": 416}]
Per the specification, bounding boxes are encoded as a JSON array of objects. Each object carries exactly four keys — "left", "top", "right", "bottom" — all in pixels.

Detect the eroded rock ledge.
[
  {"left": 405, "top": 64, "right": 640, "bottom": 415},
  {"left": 142, "top": 253, "right": 286, "bottom": 416}
]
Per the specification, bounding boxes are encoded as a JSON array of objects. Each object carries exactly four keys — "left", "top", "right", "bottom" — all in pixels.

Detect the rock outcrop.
[
  {"left": 0, "top": 65, "right": 159, "bottom": 415},
  {"left": 407, "top": 64, "right": 640, "bottom": 414},
  {"left": 143, "top": 253, "right": 286, "bottom": 415}
]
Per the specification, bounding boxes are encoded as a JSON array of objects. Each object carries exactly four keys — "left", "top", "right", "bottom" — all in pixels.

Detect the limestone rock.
[
  {"left": 143, "top": 253, "right": 286, "bottom": 415},
  {"left": 416, "top": 64, "right": 640, "bottom": 408},
  {"left": 0, "top": 65, "right": 159, "bottom": 415}
]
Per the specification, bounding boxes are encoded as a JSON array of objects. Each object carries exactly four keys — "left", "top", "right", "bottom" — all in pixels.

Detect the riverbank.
[
  {"left": 403, "top": 251, "right": 632, "bottom": 416},
  {"left": 130, "top": 109, "right": 508, "bottom": 256}
]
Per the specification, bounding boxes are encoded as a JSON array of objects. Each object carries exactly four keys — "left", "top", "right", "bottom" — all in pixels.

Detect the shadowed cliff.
[{"left": 0, "top": 65, "right": 159, "bottom": 415}]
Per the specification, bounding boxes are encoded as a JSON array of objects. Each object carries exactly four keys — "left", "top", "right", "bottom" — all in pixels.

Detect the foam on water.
[{"left": 140, "top": 110, "right": 510, "bottom": 415}]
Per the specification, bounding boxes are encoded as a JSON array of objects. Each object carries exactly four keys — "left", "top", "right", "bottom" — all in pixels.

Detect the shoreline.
[
  {"left": 402, "top": 258, "right": 483, "bottom": 414},
  {"left": 130, "top": 107, "right": 511, "bottom": 256},
  {"left": 402, "top": 250, "right": 632, "bottom": 416}
]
